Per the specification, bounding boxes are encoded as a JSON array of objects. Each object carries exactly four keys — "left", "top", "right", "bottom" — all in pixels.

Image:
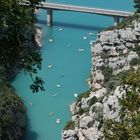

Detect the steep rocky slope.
[
  {"left": 0, "top": 83, "right": 26, "bottom": 140},
  {"left": 62, "top": 15, "right": 140, "bottom": 140}
]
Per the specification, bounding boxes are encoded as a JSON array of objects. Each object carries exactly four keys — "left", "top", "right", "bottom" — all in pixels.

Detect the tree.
[
  {"left": 0, "top": 0, "right": 45, "bottom": 92},
  {"left": 0, "top": 1, "right": 46, "bottom": 139},
  {"left": 0, "top": 82, "right": 26, "bottom": 140},
  {"left": 134, "top": 0, "right": 140, "bottom": 13},
  {"left": 104, "top": 69, "right": 140, "bottom": 139}
]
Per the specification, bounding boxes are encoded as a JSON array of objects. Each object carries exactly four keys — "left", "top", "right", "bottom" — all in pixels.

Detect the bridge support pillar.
[
  {"left": 114, "top": 17, "right": 120, "bottom": 26},
  {"left": 47, "top": 9, "right": 53, "bottom": 27}
]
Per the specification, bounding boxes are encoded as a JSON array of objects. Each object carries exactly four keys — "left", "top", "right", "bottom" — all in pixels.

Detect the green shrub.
[
  {"left": 74, "top": 106, "right": 91, "bottom": 116},
  {"left": 100, "top": 52, "right": 109, "bottom": 59},
  {"left": 129, "top": 57, "right": 140, "bottom": 66},
  {"left": 0, "top": 83, "right": 25, "bottom": 140},
  {"left": 103, "top": 68, "right": 140, "bottom": 139},
  {"left": 76, "top": 90, "right": 91, "bottom": 103},
  {"left": 88, "top": 96, "right": 98, "bottom": 106},
  {"left": 64, "top": 120, "right": 75, "bottom": 130},
  {"left": 100, "top": 66, "right": 113, "bottom": 83},
  {"left": 105, "top": 14, "right": 140, "bottom": 31},
  {"left": 133, "top": 44, "right": 140, "bottom": 57},
  {"left": 134, "top": 0, "right": 140, "bottom": 13}
]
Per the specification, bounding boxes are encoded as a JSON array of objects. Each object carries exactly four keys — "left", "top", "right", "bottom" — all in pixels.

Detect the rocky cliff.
[{"left": 62, "top": 15, "right": 140, "bottom": 140}]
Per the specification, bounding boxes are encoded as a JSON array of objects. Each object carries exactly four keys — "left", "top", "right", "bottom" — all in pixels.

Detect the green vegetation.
[
  {"left": 129, "top": 57, "right": 140, "bottom": 66},
  {"left": 115, "top": 14, "right": 140, "bottom": 29},
  {"left": 74, "top": 90, "right": 92, "bottom": 116},
  {"left": 76, "top": 90, "right": 91, "bottom": 103},
  {"left": 87, "top": 96, "right": 98, "bottom": 106},
  {"left": 100, "top": 65, "right": 113, "bottom": 83},
  {"left": 75, "top": 107, "right": 90, "bottom": 116},
  {"left": 63, "top": 1, "right": 140, "bottom": 138},
  {"left": 64, "top": 120, "right": 75, "bottom": 130},
  {"left": 0, "top": 82, "right": 25, "bottom": 140},
  {"left": 102, "top": 29, "right": 140, "bottom": 137},
  {"left": 134, "top": 0, "right": 140, "bottom": 13},
  {"left": 0, "top": 0, "right": 45, "bottom": 139},
  {"left": 0, "top": 0, "right": 45, "bottom": 92},
  {"left": 106, "top": 14, "right": 140, "bottom": 30},
  {"left": 100, "top": 51, "right": 109, "bottom": 59},
  {"left": 103, "top": 69, "right": 140, "bottom": 139},
  {"left": 133, "top": 44, "right": 140, "bottom": 57}
]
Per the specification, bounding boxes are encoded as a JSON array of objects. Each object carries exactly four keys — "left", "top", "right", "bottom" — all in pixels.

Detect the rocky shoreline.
[
  {"left": 62, "top": 15, "right": 140, "bottom": 140},
  {"left": 35, "top": 27, "right": 43, "bottom": 47}
]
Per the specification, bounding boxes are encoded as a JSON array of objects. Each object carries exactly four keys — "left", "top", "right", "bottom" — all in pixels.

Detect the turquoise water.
[{"left": 12, "top": 1, "right": 134, "bottom": 140}]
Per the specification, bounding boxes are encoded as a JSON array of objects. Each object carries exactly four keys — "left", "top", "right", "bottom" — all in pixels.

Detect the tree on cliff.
[
  {"left": 134, "top": 0, "right": 140, "bottom": 13},
  {"left": 104, "top": 69, "right": 140, "bottom": 139},
  {"left": 0, "top": 0, "right": 44, "bottom": 92},
  {"left": 0, "top": 82, "right": 26, "bottom": 140},
  {"left": 0, "top": 0, "right": 45, "bottom": 139}
]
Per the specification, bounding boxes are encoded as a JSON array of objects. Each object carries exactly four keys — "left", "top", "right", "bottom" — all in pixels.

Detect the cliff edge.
[{"left": 62, "top": 15, "right": 140, "bottom": 140}]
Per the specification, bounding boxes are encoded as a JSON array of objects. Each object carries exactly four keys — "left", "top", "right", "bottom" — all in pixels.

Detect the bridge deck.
[{"left": 29, "top": 2, "right": 133, "bottom": 17}]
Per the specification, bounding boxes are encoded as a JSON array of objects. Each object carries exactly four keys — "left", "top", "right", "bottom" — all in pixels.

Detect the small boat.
[
  {"left": 90, "top": 40, "right": 94, "bottom": 45},
  {"left": 56, "top": 84, "right": 61, "bottom": 88},
  {"left": 59, "top": 28, "right": 63, "bottom": 31},
  {"left": 56, "top": 118, "right": 60, "bottom": 124},
  {"left": 49, "top": 39, "right": 53, "bottom": 42},
  {"left": 89, "top": 32, "right": 92, "bottom": 35},
  {"left": 89, "top": 32, "right": 94, "bottom": 35},
  {"left": 52, "top": 93, "right": 58, "bottom": 97},
  {"left": 48, "top": 64, "right": 53, "bottom": 68},
  {"left": 78, "top": 48, "right": 84, "bottom": 52},
  {"left": 74, "top": 93, "right": 78, "bottom": 97},
  {"left": 83, "top": 36, "right": 87, "bottom": 40}
]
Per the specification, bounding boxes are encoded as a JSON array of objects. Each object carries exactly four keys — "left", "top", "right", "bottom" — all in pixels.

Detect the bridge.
[{"left": 21, "top": 1, "right": 134, "bottom": 27}]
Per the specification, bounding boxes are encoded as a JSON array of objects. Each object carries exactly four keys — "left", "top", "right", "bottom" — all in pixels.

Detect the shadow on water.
[
  {"left": 37, "top": 19, "right": 106, "bottom": 31},
  {"left": 21, "top": 116, "right": 39, "bottom": 140}
]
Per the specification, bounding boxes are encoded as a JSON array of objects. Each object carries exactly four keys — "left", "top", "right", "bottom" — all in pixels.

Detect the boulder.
[
  {"left": 127, "top": 51, "right": 138, "bottom": 62},
  {"left": 79, "top": 116, "right": 93, "bottom": 128},
  {"left": 62, "top": 130, "right": 78, "bottom": 140},
  {"left": 91, "top": 43, "right": 103, "bottom": 55}
]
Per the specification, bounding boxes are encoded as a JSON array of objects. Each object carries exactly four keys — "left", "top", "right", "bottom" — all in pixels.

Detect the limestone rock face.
[
  {"left": 91, "top": 43, "right": 103, "bottom": 55},
  {"left": 62, "top": 19, "right": 140, "bottom": 140},
  {"left": 90, "top": 70, "right": 104, "bottom": 89},
  {"left": 62, "top": 130, "right": 78, "bottom": 140},
  {"left": 79, "top": 116, "right": 93, "bottom": 128},
  {"left": 103, "top": 86, "right": 124, "bottom": 120},
  {"left": 127, "top": 51, "right": 138, "bottom": 62},
  {"left": 35, "top": 28, "right": 42, "bottom": 47}
]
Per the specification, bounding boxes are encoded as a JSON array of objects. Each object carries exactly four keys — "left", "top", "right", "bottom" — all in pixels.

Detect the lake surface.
[{"left": 12, "top": 1, "right": 134, "bottom": 140}]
